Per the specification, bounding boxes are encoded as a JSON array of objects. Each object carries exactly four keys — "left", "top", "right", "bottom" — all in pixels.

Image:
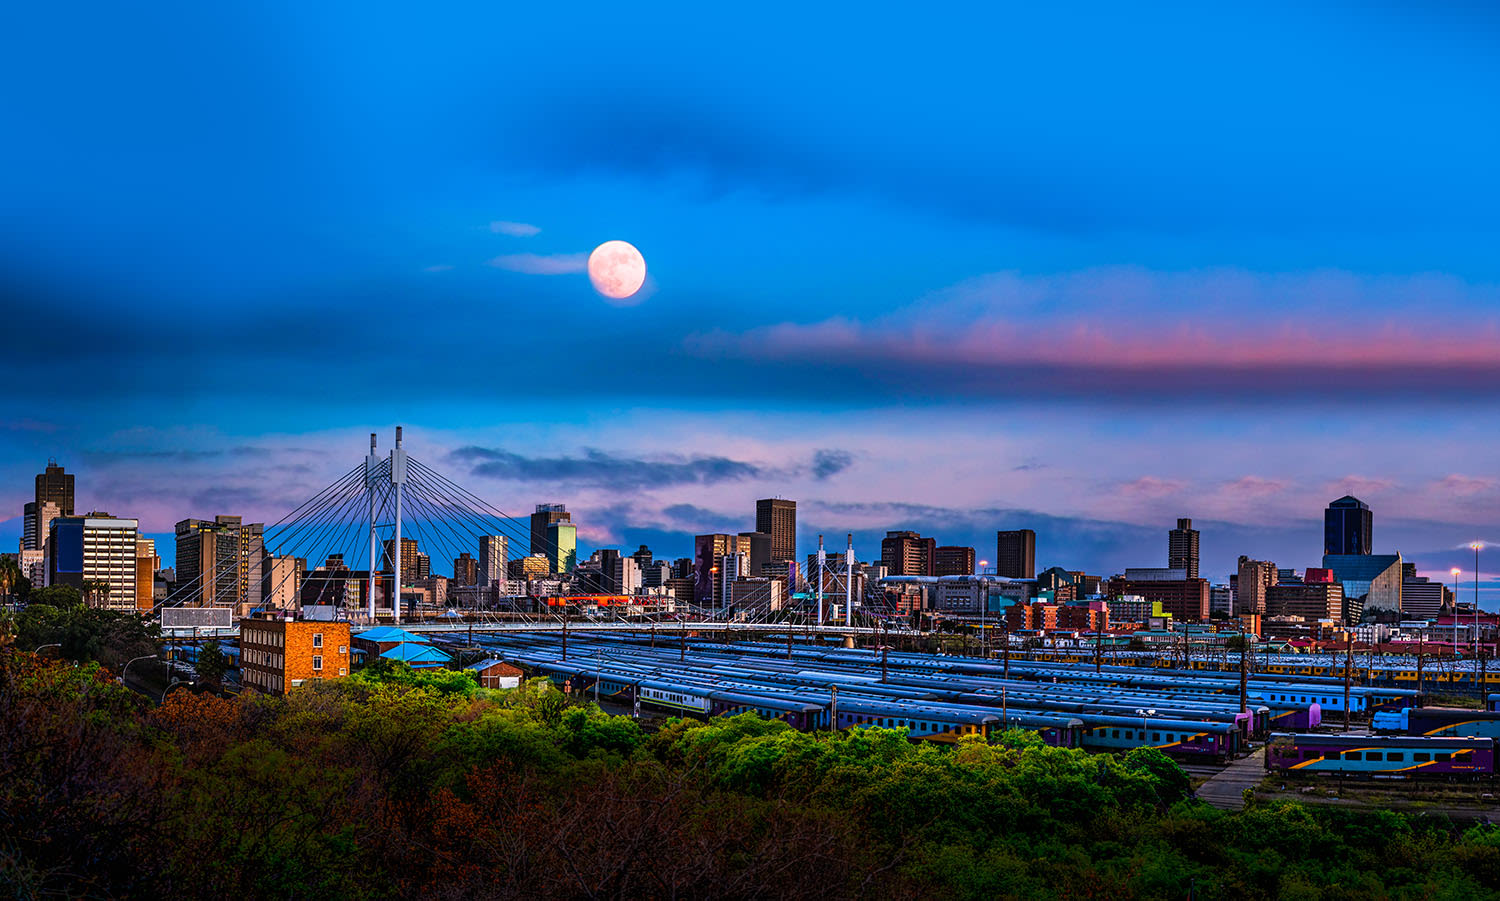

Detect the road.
[{"left": 1196, "top": 747, "right": 1266, "bottom": 810}]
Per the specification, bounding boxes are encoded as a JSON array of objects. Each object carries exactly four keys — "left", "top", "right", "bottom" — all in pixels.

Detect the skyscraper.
[
  {"left": 755, "top": 498, "right": 796, "bottom": 564},
  {"left": 1235, "top": 556, "right": 1277, "bottom": 615},
  {"left": 175, "top": 515, "right": 264, "bottom": 611},
  {"left": 21, "top": 502, "right": 36, "bottom": 551},
  {"left": 1168, "top": 518, "right": 1200, "bottom": 578},
  {"left": 1324, "top": 496, "right": 1372, "bottom": 556},
  {"left": 35, "top": 461, "right": 74, "bottom": 517},
  {"left": 382, "top": 537, "right": 420, "bottom": 583},
  {"left": 531, "top": 503, "right": 570, "bottom": 558},
  {"left": 546, "top": 521, "right": 577, "bottom": 573},
  {"left": 881, "top": 530, "right": 935, "bottom": 577},
  {"left": 995, "top": 530, "right": 1036, "bottom": 579},
  {"left": 479, "top": 535, "right": 508, "bottom": 587},
  {"left": 693, "top": 533, "right": 753, "bottom": 606},
  {"left": 453, "top": 552, "right": 478, "bottom": 586}
]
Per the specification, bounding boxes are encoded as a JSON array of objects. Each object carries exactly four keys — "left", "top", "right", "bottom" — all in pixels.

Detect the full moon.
[{"left": 587, "top": 240, "right": 647, "bottom": 301}]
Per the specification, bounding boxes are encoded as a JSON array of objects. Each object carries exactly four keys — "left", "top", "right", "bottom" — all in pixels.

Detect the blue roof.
[
  {"left": 357, "top": 626, "right": 428, "bottom": 643},
  {"left": 465, "top": 658, "right": 508, "bottom": 672},
  {"left": 379, "top": 644, "right": 451, "bottom": 664}
]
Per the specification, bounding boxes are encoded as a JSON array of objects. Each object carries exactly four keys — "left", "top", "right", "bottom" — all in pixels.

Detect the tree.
[
  {"left": 197, "top": 640, "right": 229, "bottom": 687},
  {"left": 13, "top": 595, "right": 160, "bottom": 670}
]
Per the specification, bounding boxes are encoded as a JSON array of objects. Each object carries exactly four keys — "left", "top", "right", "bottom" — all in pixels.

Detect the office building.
[
  {"left": 381, "top": 537, "right": 421, "bottom": 584},
  {"left": 508, "top": 554, "right": 551, "bottom": 580},
  {"left": 135, "top": 538, "right": 158, "bottom": 612},
  {"left": 755, "top": 498, "right": 797, "bottom": 564},
  {"left": 1210, "top": 583, "right": 1232, "bottom": 618},
  {"left": 35, "top": 461, "right": 75, "bottom": 517},
  {"left": 934, "top": 545, "right": 976, "bottom": 577},
  {"left": 881, "top": 530, "right": 935, "bottom": 577},
  {"left": 21, "top": 502, "right": 36, "bottom": 551},
  {"left": 531, "top": 503, "right": 571, "bottom": 558},
  {"left": 176, "top": 516, "right": 265, "bottom": 612},
  {"left": 738, "top": 531, "right": 772, "bottom": 576},
  {"left": 1324, "top": 495, "right": 1373, "bottom": 556},
  {"left": 728, "top": 576, "right": 783, "bottom": 613},
  {"left": 1168, "top": 518, "right": 1200, "bottom": 578},
  {"left": 240, "top": 618, "right": 350, "bottom": 695},
  {"left": 1105, "top": 572, "right": 1210, "bottom": 622},
  {"left": 46, "top": 514, "right": 139, "bottom": 610},
  {"left": 995, "top": 530, "right": 1036, "bottom": 579},
  {"left": 1322, "top": 552, "right": 1402, "bottom": 621},
  {"left": 1267, "top": 572, "right": 1345, "bottom": 622},
  {"left": 35, "top": 502, "right": 62, "bottom": 557},
  {"left": 694, "top": 533, "right": 754, "bottom": 607},
  {"left": 1401, "top": 574, "right": 1445, "bottom": 620},
  {"left": 1236, "top": 556, "right": 1278, "bottom": 615},
  {"left": 264, "top": 555, "right": 303, "bottom": 611},
  {"left": 300, "top": 554, "right": 368, "bottom": 610},
  {"left": 453, "top": 552, "right": 479, "bottom": 587},
  {"left": 479, "top": 535, "right": 508, "bottom": 587},
  {"left": 546, "top": 521, "right": 576, "bottom": 573}
]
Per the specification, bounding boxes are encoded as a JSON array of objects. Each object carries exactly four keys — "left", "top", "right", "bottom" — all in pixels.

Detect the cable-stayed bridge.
[{"left": 158, "top": 428, "right": 897, "bottom": 639}]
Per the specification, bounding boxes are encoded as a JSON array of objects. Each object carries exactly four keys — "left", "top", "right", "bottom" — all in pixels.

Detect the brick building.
[{"left": 240, "top": 617, "right": 351, "bottom": 694}]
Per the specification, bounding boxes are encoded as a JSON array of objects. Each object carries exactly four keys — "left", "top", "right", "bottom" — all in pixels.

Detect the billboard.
[{"left": 161, "top": 607, "right": 233, "bottom": 629}]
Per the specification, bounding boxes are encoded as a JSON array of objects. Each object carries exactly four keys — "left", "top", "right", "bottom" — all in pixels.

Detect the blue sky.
[{"left": 3, "top": 2, "right": 1499, "bottom": 598}]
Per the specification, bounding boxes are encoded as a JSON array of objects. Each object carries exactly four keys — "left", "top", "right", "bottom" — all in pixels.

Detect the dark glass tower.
[{"left": 1324, "top": 496, "right": 1372, "bottom": 556}]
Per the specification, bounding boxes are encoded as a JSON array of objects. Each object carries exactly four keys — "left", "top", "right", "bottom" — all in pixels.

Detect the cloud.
[
  {"left": 682, "top": 268, "right": 1500, "bottom": 400},
  {"left": 1113, "top": 476, "right": 1184, "bottom": 499},
  {"left": 810, "top": 449, "right": 853, "bottom": 480},
  {"left": 489, "top": 220, "right": 541, "bottom": 237},
  {"left": 451, "top": 446, "right": 763, "bottom": 489},
  {"left": 487, "top": 252, "right": 587, "bottom": 275}
]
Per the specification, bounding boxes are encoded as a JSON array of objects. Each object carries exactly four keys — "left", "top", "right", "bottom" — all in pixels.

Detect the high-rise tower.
[
  {"left": 1168, "top": 518, "right": 1200, "bottom": 578},
  {"left": 1324, "top": 496, "right": 1372, "bottom": 556}
]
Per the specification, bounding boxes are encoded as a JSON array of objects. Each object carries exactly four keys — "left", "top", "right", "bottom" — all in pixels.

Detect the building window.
[
  {"left": 313, "top": 633, "right": 322, "bottom": 648},
  {"left": 312, "top": 656, "right": 322, "bottom": 671},
  {"left": 338, "top": 645, "right": 347, "bottom": 654},
  {"left": 338, "top": 668, "right": 347, "bottom": 676}
]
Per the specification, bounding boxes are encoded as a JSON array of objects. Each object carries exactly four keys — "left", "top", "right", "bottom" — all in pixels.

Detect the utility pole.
[
  {"left": 390, "top": 426, "right": 407, "bottom": 624},
  {"left": 1350, "top": 632, "right": 1362, "bottom": 731},
  {"left": 830, "top": 684, "right": 839, "bottom": 731},
  {"left": 366, "top": 433, "right": 379, "bottom": 622},
  {"left": 1003, "top": 620, "right": 1011, "bottom": 679},
  {"left": 1239, "top": 635, "right": 1248, "bottom": 732},
  {"left": 1416, "top": 630, "right": 1424, "bottom": 697},
  {"left": 561, "top": 603, "right": 569, "bottom": 660}
]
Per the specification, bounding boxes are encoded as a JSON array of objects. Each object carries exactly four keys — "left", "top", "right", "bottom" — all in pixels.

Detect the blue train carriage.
[
  {"left": 707, "top": 689, "right": 826, "bottom": 731},
  {"left": 834, "top": 699, "right": 1000, "bottom": 743},
  {"left": 1396, "top": 707, "right": 1500, "bottom": 739},
  {"left": 1266, "top": 733, "right": 1495, "bottom": 778},
  {"left": 1078, "top": 715, "right": 1237, "bottom": 761}
]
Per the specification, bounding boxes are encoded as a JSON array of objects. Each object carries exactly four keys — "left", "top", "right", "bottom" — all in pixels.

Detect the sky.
[{"left": 3, "top": 2, "right": 1499, "bottom": 601}]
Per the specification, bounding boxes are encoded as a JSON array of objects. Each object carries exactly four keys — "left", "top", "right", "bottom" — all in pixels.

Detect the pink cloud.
[{"left": 685, "top": 267, "right": 1500, "bottom": 373}]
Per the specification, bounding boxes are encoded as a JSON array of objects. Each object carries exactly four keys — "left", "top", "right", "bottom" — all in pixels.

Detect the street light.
[
  {"left": 120, "top": 653, "right": 157, "bottom": 686},
  {"left": 978, "top": 560, "right": 989, "bottom": 659},
  {"left": 1135, "top": 707, "right": 1157, "bottom": 746},
  {"left": 1452, "top": 568, "right": 1463, "bottom": 657},
  {"left": 34, "top": 642, "right": 60, "bottom": 655},
  {"left": 160, "top": 678, "right": 188, "bottom": 704},
  {"left": 1472, "top": 542, "right": 1484, "bottom": 662}
]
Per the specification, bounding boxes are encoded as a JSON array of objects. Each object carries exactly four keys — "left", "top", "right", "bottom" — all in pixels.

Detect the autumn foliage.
[{"left": 2, "top": 648, "right": 1499, "bottom": 899}]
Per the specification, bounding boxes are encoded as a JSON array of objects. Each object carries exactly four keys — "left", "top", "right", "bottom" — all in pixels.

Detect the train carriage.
[{"left": 1266, "top": 733, "right": 1494, "bottom": 778}]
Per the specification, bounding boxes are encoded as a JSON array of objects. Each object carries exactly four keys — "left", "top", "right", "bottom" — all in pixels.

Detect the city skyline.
[
  {"left": 3, "top": 447, "right": 1494, "bottom": 608},
  {"left": 3, "top": 4, "right": 1498, "bottom": 602}
]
